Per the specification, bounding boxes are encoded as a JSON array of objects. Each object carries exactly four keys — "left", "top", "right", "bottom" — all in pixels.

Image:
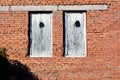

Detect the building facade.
[{"left": 0, "top": 0, "right": 120, "bottom": 80}]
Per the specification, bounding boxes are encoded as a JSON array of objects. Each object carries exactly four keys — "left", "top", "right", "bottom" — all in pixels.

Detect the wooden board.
[
  {"left": 30, "top": 13, "right": 52, "bottom": 57},
  {"left": 65, "top": 12, "right": 86, "bottom": 57}
]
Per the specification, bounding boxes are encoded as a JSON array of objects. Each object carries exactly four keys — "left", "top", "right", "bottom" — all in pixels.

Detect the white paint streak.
[
  {"left": 58, "top": 5, "right": 108, "bottom": 10},
  {"left": 0, "top": 6, "right": 9, "bottom": 11},
  {"left": 11, "top": 6, "right": 57, "bottom": 11},
  {"left": 0, "top": 5, "right": 107, "bottom": 11}
]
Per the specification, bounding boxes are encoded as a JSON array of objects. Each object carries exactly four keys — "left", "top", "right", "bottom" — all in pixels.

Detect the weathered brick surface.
[
  {"left": 0, "top": 0, "right": 114, "bottom": 6},
  {"left": 0, "top": 0, "right": 120, "bottom": 80}
]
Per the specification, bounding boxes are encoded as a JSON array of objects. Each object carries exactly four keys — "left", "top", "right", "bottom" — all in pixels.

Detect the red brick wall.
[
  {"left": 0, "top": 0, "right": 120, "bottom": 80},
  {"left": 0, "top": 0, "right": 113, "bottom": 5}
]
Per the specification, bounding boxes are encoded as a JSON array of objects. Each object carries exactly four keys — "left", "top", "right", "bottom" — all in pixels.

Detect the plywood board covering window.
[
  {"left": 64, "top": 12, "right": 86, "bottom": 57},
  {"left": 30, "top": 12, "right": 52, "bottom": 57}
]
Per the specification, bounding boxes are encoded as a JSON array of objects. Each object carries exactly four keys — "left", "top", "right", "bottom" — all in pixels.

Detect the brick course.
[{"left": 0, "top": 0, "right": 120, "bottom": 80}]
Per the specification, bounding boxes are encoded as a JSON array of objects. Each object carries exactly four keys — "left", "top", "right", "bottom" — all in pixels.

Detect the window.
[
  {"left": 64, "top": 11, "right": 86, "bottom": 57},
  {"left": 29, "top": 12, "right": 52, "bottom": 57}
]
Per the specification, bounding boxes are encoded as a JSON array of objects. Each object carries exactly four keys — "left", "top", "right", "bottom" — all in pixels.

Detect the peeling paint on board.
[
  {"left": 64, "top": 12, "right": 86, "bottom": 57},
  {"left": 30, "top": 13, "right": 52, "bottom": 57}
]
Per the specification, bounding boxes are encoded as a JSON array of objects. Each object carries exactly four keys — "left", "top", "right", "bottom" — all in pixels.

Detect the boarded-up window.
[
  {"left": 30, "top": 12, "right": 52, "bottom": 57},
  {"left": 64, "top": 12, "right": 86, "bottom": 57}
]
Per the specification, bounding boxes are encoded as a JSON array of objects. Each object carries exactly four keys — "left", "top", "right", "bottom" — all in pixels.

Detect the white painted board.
[
  {"left": 65, "top": 12, "right": 86, "bottom": 57},
  {"left": 30, "top": 13, "right": 52, "bottom": 57}
]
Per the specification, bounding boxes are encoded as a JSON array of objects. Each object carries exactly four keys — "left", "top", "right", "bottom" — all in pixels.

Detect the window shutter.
[
  {"left": 64, "top": 12, "right": 86, "bottom": 57},
  {"left": 30, "top": 13, "right": 52, "bottom": 57}
]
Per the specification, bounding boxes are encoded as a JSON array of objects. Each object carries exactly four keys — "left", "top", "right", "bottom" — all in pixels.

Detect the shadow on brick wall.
[{"left": 0, "top": 56, "right": 38, "bottom": 80}]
